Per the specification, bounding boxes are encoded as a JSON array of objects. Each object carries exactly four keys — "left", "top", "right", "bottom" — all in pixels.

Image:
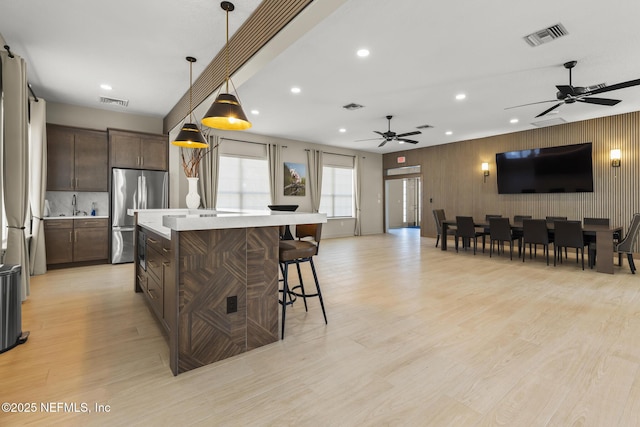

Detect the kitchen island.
[{"left": 132, "top": 209, "right": 326, "bottom": 375}]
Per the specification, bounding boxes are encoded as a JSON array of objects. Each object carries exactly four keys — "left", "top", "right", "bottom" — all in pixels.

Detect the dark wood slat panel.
[{"left": 164, "top": 0, "right": 313, "bottom": 132}]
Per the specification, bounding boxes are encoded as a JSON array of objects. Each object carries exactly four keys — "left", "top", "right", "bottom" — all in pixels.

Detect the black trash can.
[{"left": 0, "top": 264, "right": 28, "bottom": 353}]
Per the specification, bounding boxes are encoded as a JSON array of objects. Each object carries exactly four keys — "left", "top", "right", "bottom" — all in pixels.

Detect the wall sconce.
[
  {"left": 481, "top": 162, "right": 490, "bottom": 183},
  {"left": 610, "top": 149, "right": 621, "bottom": 167}
]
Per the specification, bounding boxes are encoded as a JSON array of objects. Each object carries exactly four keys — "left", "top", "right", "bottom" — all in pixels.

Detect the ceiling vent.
[
  {"left": 531, "top": 117, "right": 566, "bottom": 127},
  {"left": 523, "top": 23, "right": 568, "bottom": 47},
  {"left": 416, "top": 124, "right": 433, "bottom": 130},
  {"left": 342, "top": 103, "right": 364, "bottom": 111},
  {"left": 99, "top": 96, "right": 129, "bottom": 107}
]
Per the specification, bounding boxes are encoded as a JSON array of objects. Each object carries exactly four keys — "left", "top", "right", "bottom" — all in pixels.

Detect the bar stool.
[{"left": 279, "top": 223, "right": 327, "bottom": 338}]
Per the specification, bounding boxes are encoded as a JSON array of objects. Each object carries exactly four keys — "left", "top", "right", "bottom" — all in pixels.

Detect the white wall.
[
  {"left": 46, "top": 102, "right": 163, "bottom": 134},
  {"left": 169, "top": 128, "right": 384, "bottom": 238}
]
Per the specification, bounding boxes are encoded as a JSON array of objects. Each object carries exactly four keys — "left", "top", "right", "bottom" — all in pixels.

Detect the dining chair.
[
  {"left": 455, "top": 216, "right": 484, "bottom": 255},
  {"left": 480, "top": 214, "right": 502, "bottom": 249},
  {"left": 488, "top": 217, "right": 520, "bottom": 260},
  {"left": 553, "top": 220, "right": 589, "bottom": 270},
  {"left": 512, "top": 215, "right": 531, "bottom": 248},
  {"left": 615, "top": 213, "right": 640, "bottom": 274},
  {"left": 522, "top": 219, "right": 550, "bottom": 265},
  {"left": 432, "top": 209, "right": 456, "bottom": 248},
  {"left": 546, "top": 216, "right": 568, "bottom": 258},
  {"left": 279, "top": 223, "right": 327, "bottom": 338}
]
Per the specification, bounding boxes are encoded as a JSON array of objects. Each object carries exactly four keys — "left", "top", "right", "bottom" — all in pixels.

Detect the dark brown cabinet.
[
  {"left": 44, "top": 218, "right": 109, "bottom": 266},
  {"left": 136, "top": 227, "right": 174, "bottom": 335},
  {"left": 109, "top": 129, "right": 167, "bottom": 171},
  {"left": 47, "top": 125, "right": 108, "bottom": 191}
]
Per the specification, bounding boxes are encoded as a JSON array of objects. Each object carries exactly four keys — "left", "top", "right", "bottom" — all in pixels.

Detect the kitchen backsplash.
[{"left": 45, "top": 191, "right": 109, "bottom": 217}]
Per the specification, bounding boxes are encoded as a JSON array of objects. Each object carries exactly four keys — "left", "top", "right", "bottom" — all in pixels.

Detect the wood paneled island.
[{"left": 132, "top": 209, "right": 326, "bottom": 375}]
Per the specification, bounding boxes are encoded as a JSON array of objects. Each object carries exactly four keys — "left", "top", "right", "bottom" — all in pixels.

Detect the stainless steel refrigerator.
[{"left": 111, "top": 168, "right": 168, "bottom": 264}]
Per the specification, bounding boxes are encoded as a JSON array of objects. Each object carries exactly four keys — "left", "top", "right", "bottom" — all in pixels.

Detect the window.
[
  {"left": 320, "top": 166, "right": 354, "bottom": 218},
  {"left": 216, "top": 156, "right": 270, "bottom": 210}
]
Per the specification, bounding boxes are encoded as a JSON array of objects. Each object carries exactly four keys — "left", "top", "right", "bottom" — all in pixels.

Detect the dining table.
[{"left": 441, "top": 219, "right": 623, "bottom": 274}]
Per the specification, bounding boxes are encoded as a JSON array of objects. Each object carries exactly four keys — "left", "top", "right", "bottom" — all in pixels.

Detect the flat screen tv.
[{"left": 496, "top": 142, "right": 594, "bottom": 194}]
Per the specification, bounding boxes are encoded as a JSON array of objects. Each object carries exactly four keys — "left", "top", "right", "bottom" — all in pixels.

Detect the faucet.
[{"left": 72, "top": 194, "right": 79, "bottom": 216}]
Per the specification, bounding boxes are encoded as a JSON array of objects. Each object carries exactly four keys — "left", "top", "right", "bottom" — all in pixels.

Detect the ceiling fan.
[
  {"left": 357, "top": 115, "right": 421, "bottom": 147},
  {"left": 507, "top": 60, "right": 640, "bottom": 118}
]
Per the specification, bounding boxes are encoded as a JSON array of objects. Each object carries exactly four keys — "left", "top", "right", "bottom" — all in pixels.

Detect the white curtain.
[
  {"left": 267, "top": 143, "right": 280, "bottom": 204},
  {"left": 29, "top": 98, "right": 47, "bottom": 275},
  {"left": 354, "top": 155, "right": 362, "bottom": 236},
  {"left": 1, "top": 51, "right": 31, "bottom": 301},
  {"left": 198, "top": 133, "right": 220, "bottom": 209},
  {"left": 306, "top": 149, "right": 323, "bottom": 213}
]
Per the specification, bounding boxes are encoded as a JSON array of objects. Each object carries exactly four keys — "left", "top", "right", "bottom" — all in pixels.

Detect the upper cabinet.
[
  {"left": 109, "top": 129, "right": 168, "bottom": 171},
  {"left": 47, "top": 125, "right": 108, "bottom": 192}
]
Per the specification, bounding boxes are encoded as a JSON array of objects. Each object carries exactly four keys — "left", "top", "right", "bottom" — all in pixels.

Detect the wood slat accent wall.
[
  {"left": 384, "top": 111, "right": 640, "bottom": 249},
  {"left": 163, "top": 0, "right": 313, "bottom": 133}
]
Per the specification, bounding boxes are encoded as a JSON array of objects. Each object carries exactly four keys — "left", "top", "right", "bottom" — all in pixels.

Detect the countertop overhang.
[{"left": 132, "top": 209, "right": 327, "bottom": 239}]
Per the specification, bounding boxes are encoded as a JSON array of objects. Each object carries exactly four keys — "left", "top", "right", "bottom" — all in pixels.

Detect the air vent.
[
  {"left": 523, "top": 23, "right": 568, "bottom": 47},
  {"left": 531, "top": 117, "right": 566, "bottom": 127},
  {"left": 99, "top": 96, "right": 129, "bottom": 107},
  {"left": 342, "top": 103, "right": 364, "bottom": 111},
  {"left": 416, "top": 124, "right": 433, "bottom": 130}
]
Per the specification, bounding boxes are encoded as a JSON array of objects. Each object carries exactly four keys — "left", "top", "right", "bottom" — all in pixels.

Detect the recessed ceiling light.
[
  {"left": 251, "top": 109, "right": 260, "bottom": 115},
  {"left": 455, "top": 93, "right": 466, "bottom": 100},
  {"left": 100, "top": 84, "right": 112, "bottom": 91},
  {"left": 510, "top": 118, "right": 519, "bottom": 124},
  {"left": 356, "top": 49, "right": 370, "bottom": 57},
  {"left": 339, "top": 128, "right": 346, "bottom": 133},
  {"left": 290, "top": 87, "right": 301, "bottom": 94},
  {"left": 445, "top": 131, "right": 453, "bottom": 135}
]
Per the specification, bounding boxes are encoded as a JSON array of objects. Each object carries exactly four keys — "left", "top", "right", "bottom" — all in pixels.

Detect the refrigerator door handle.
[
  {"left": 112, "top": 226, "right": 135, "bottom": 232},
  {"left": 133, "top": 176, "right": 139, "bottom": 210},
  {"left": 140, "top": 175, "right": 147, "bottom": 209}
]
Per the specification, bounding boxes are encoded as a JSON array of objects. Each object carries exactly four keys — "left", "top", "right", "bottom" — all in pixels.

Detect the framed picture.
[{"left": 283, "top": 162, "right": 306, "bottom": 196}]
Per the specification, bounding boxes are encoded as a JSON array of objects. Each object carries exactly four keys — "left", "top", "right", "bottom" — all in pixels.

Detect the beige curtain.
[
  {"left": 354, "top": 155, "right": 362, "bottom": 236},
  {"left": 267, "top": 143, "right": 280, "bottom": 204},
  {"left": 29, "top": 98, "right": 47, "bottom": 275},
  {"left": 306, "top": 149, "right": 323, "bottom": 213},
  {"left": 1, "top": 51, "right": 31, "bottom": 300},
  {"left": 198, "top": 133, "right": 220, "bottom": 209}
]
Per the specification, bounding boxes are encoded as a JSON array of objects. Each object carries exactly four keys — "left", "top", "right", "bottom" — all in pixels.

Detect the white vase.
[{"left": 185, "top": 177, "right": 200, "bottom": 209}]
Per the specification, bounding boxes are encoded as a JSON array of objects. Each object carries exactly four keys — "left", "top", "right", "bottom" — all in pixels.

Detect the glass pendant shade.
[
  {"left": 201, "top": 93, "right": 251, "bottom": 130},
  {"left": 172, "top": 122, "right": 209, "bottom": 148}
]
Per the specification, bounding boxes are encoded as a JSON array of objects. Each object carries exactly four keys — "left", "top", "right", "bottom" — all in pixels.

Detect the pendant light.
[
  {"left": 172, "top": 56, "right": 209, "bottom": 148},
  {"left": 201, "top": 1, "right": 252, "bottom": 131}
]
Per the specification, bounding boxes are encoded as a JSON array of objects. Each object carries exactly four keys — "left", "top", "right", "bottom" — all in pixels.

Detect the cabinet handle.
[
  {"left": 69, "top": 231, "right": 72, "bottom": 243},
  {"left": 162, "top": 261, "right": 170, "bottom": 267},
  {"left": 141, "top": 156, "right": 144, "bottom": 166},
  {"left": 75, "top": 177, "right": 78, "bottom": 188},
  {"left": 147, "top": 238, "right": 158, "bottom": 244},
  {"left": 148, "top": 289, "right": 156, "bottom": 300},
  {"left": 147, "top": 260, "right": 157, "bottom": 268},
  {"left": 70, "top": 178, "right": 74, "bottom": 188},
  {"left": 162, "top": 247, "right": 170, "bottom": 253},
  {"left": 74, "top": 230, "right": 77, "bottom": 243},
  {"left": 136, "top": 274, "right": 145, "bottom": 284}
]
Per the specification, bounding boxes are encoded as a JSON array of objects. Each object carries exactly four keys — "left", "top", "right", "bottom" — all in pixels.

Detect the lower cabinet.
[
  {"left": 45, "top": 218, "right": 109, "bottom": 266},
  {"left": 136, "top": 227, "right": 174, "bottom": 337}
]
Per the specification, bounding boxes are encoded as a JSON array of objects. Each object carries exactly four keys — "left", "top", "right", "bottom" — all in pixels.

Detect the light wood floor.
[{"left": 2, "top": 229, "right": 640, "bottom": 426}]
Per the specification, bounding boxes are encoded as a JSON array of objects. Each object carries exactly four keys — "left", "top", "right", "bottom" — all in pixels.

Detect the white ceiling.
[{"left": 2, "top": 0, "right": 640, "bottom": 154}]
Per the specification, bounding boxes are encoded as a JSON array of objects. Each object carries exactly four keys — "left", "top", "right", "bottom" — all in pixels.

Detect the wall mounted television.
[{"left": 495, "top": 142, "right": 594, "bottom": 194}]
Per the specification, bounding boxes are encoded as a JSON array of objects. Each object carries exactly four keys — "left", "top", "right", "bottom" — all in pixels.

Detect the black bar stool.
[{"left": 279, "top": 223, "right": 327, "bottom": 338}]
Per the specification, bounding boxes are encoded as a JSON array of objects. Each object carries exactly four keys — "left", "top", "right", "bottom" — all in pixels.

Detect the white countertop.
[
  {"left": 44, "top": 215, "right": 109, "bottom": 220},
  {"left": 132, "top": 208, "right": 326, "bottom": 239}
]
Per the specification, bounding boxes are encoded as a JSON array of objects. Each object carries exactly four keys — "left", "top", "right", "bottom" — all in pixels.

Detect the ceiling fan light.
[
  {"left": 201, "top": 93, "right": 252, "bottom": 130},
  {"left": 172, "top": 123, "right": 209, "bottom": 148}
]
